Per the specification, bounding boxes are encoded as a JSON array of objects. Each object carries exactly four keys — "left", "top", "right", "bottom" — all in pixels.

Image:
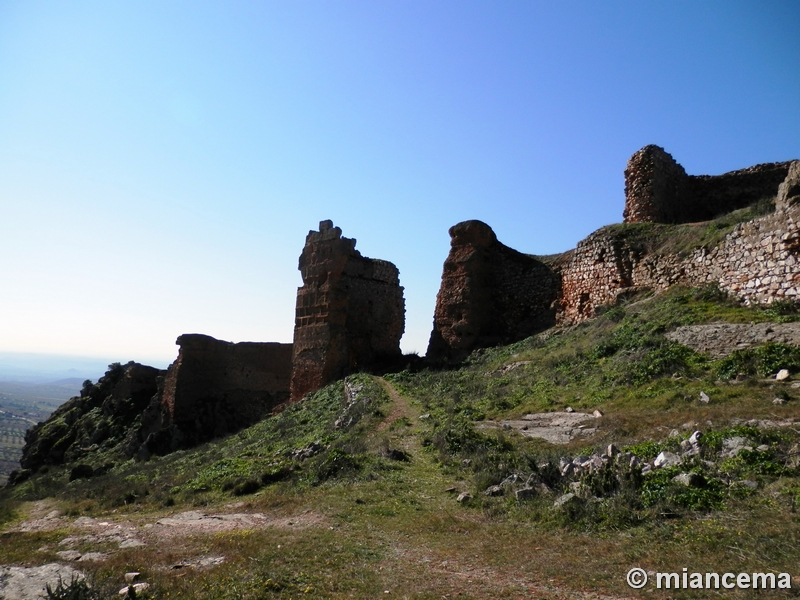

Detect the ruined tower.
[
  {"left": 426, "top": 220, "right": 560, "bottom": 362},
  {"left": 290, "top": 220, "right": 405, "bottom": 402}
]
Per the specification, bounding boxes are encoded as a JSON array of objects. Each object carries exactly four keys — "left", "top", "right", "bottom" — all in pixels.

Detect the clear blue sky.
[{"left": 1, "top": 1, "right": 798, "bottom": 367}]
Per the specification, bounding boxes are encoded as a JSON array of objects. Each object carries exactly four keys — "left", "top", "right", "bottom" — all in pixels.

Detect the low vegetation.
[{"left": 3, "top": 286, "right": 800, "bottom": 598}]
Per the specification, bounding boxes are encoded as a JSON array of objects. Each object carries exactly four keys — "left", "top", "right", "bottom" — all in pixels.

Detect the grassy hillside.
[{"left": 2, "top": 286, "right": 800, "bottom": 598}]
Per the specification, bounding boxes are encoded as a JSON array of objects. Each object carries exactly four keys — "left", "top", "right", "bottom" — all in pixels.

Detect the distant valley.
[{"left": 0, "top": 379, "right": 82, "bottom": 485}]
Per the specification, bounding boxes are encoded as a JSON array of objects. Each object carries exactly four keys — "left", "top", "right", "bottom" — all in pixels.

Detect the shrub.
[
  {"left": 45, "top": 576, "right": 98, "bottom": 600},
  {"left": 715, "top": 343, "right": 800, "bottom": 379}
]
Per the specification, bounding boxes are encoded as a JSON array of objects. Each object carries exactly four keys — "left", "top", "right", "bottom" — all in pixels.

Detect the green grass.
[{"left": 3, "top": 287, "right": 800, "bottom": 598}]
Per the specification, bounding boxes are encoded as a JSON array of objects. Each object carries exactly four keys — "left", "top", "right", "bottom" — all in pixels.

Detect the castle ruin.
[
  {"left": 290, "top": 220, "right": 405, "bottom": 401},
  {"left": 426, "top": 220, "right": 560, "bottom": 361}
]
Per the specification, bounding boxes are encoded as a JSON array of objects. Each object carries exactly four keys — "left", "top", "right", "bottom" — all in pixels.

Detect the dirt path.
[{"left": 375, "top": 377, "right": 416, "bottom": 432}]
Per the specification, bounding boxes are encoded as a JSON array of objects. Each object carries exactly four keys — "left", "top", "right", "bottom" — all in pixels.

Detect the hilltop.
[{"left": 2, "top": 146, "right": 800, "bottom": 598}]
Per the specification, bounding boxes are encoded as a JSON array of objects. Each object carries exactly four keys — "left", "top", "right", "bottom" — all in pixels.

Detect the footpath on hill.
[{"left": 1, "top": 375, "right": 639, "bottom": 600}]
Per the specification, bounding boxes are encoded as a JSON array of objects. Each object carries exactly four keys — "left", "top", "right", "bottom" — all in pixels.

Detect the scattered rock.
[
  {"left": 0, "top": 564, "right": 85, "bottom": 600},
  {"left": 553, "top": 493, "right": 580, "bottom": 509},
  {"left": 776, "top": 369, "right": 790, "bottom": 381},
  {"left": 55, "top": 550, "right": 82, "bottom": 561},
  {"left": 118, "top": 539, "right": 145, "bottom": 549},
  {"left": 722, "top": 437, "right": 753, "bottom": 458},
  {"left": 483, "top": 485, "right": 503, "bottom": 497},
  {"left": 170, "top": 556, "right": 225, "bottom": 570},
  {"left": 496, "top": 361, "right": 533, "bottom": 374},
  {"left": 124, "top": 572, "right": 141, "bottom": 584},
  {"left": 672, "top": 472, "right": 705, "bottom": 487},
  {"left": 592, "top": 409, "right": 604, "bottom": 418},
  {"left": 654, "top": 451, "right": 681, "bottom": 468},
  {"left": 291, "top": 441, "right": 323, "bottom": 460},
  {"left": 699, "top": 391, "right": 710, "bottom": 403},
  {"left": 773, "top": 397, "right": 787, "bottom": 405},
  {"left": 119, "top": 582, "right": 150, "bottom": 597},
  {"left": 456, "top": 492, "right": 472, "bottom": 503},
  {"left": 565, "top": 406, "right": 574, "bottom": 413},
  {"left": 500, "top": 474, "right": 522, "bottom": 487},
  {"left": 78, "top": 552, "right": 108, "bottom": 562}
]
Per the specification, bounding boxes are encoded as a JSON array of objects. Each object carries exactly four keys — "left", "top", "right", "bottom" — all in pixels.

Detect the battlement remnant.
[
  {"left": 290, "top": 220, "right": 405, "bottom": 402},
  {"left": 134, "top": 334, "right": 292, "bottom": 458},
  {"left": 624, "top": 145, "right": 795, "bottom": 224},
  {"left": 426, "top": 220, "right": 560, "bottom": 361}
]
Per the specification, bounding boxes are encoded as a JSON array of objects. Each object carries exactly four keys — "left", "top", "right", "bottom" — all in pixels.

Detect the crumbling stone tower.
[
  {"left": 624, "top": 144, "right": 794, "bottom": 224},
  {"left": 426, "top": 220, "right": 560, "bottom": 361},
  {"left": 290, "top": 220, "right": 405, "bottom": 402}
]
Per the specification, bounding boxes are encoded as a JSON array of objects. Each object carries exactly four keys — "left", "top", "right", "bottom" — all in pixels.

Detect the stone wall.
[
  {"left": 623, "top": 145, "right": 689, "bottom": 223},
  {"left": 623, "top": 145, "right": 794, "bottom": 224},
  {"left": 558, "top": 227, "right": 647, "bottom": 323},
  {"left": 290, "top": 220, "right": 404, "bottom": 402},
  {"left": 134, "top": 334, "right": 292, "bottom": 457},
  {"left": 558, "top": 205, "right": 800, "bottom": 324},
  {"left": 426, "top": 220, "right": 560, "bottom": 361}
]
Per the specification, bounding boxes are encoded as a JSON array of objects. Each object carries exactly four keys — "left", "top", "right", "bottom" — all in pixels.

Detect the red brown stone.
[
  {"left": 290, "top": 220, "right": 404, "bottom": 401},
  {"left": 135, "top": 334, "right": 292, "bottom": 456},
  {"left": 426, "top": 220, "right": 560, "bottom": 361}
]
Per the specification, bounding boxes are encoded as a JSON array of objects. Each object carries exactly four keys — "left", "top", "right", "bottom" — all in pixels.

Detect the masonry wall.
[
  {"left": 134, "top": 334, "right": 292, "bottom": 456},
  {"left": 426, "top": 220, "right": 560, "bottom": 361},
  {"left": 558, "top": 205, "right": 800, "bottom": 324},
  {"left": 623, "top": 145, "right": 794, "bottom": 224},
  {"left": 290, "top": 220, "right": 404, "bottom": 402}
]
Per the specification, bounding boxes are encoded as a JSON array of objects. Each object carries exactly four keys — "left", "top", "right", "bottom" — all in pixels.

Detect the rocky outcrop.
[
  {"left": 290, "top": 220, "right": 405, "bottom": 402},
  {"left": 777, "top": 161, "right": 800, "bottom": 211},
  {"left": 665, "top": 323, "right": 800, "bottom": 359},
  {"left": 624, "top": 145, "right": 795, "bottom": 224},
  {"left": 11, "top": 362, "right": 162, "bottom": 481},
  {"left": 133, "top": 334, "right": 292, "bottom": 458},
  {"left": 426, "top": 220, "right": 560, "bottom": 361}
]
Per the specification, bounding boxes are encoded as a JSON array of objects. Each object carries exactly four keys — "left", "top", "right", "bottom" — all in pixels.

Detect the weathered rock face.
[
  {"left": 665, "top": 323, "right": 800, "bottom": 359},
  {"left": 624, "top": 145, "right": 795, "bottom": 224},
  {"left": 13, "top": 362, "right": 162, "bottom": 480},
  {"left": 290, "top": 220, "right": 405, "bottom": 402},
  {"left": 426, "top": 220, "right": 560, "bottom": 361},
  {"left": 134, "top": 334, "right": 293, "bottom": 457},
  {"left": 777, "top": 161, "right": 800, "bottom": 211}
]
